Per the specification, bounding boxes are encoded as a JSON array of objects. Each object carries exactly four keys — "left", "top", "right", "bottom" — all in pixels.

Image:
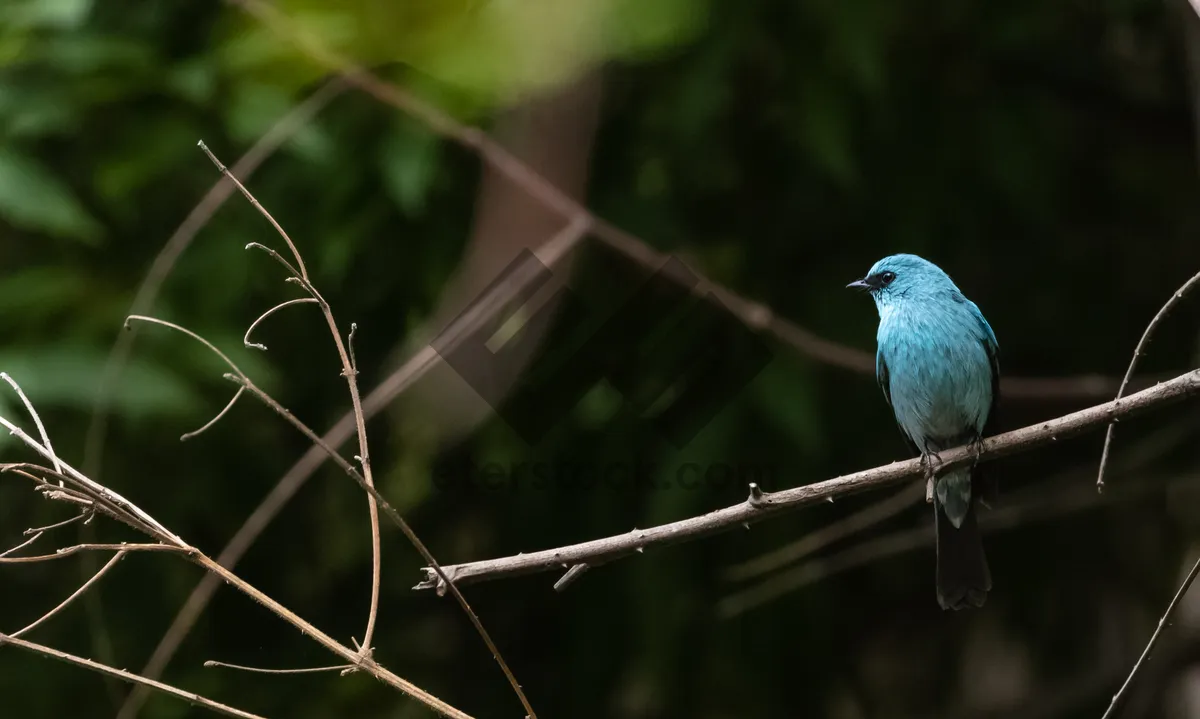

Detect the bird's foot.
[
  {"left": 921, "top": 451, "right": 944, "bottom": 503},
  {"left": 969, "top": 436, "right": 984, "bottom": 468}
]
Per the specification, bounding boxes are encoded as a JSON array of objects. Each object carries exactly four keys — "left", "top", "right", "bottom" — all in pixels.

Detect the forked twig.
[
  {"left": 10, "top": 551, "right": 127, "bottom": 638},
  {"left": 189, "top": 144, "right": 535, "bottom": 715}
]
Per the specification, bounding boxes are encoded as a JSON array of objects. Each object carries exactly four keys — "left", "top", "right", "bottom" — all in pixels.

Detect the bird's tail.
[{"left": 934, "top": 467, "right": 991, "bottom": 610}]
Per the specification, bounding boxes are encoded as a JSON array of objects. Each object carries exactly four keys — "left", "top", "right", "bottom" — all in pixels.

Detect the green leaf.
[
  {"left": 379, "top": 122, "right": 440, "bottom": 214},
  {"left": 0, "top": 0, "right": 93, "bottom": 31},
  {"left": 0, "top": 344, "right": 203, "bottom": 419},
  {"left": 0, "top": 148, "right": 102, "bottom": 243}
]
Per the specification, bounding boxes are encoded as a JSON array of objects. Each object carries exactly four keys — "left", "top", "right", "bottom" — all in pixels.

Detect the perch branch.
[{"left": 414, "top": 369, "right": 1200, "bottom": 592}]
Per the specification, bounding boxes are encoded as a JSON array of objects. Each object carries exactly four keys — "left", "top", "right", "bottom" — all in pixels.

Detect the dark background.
[{"left": 2, "top": 0, "right": 1200, "bottom": 717}]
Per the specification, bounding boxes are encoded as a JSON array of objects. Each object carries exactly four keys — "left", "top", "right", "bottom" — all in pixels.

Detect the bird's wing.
[
  {"left": 970, "top": 302, "right": 1000, "bottom": 432},
  {"left": 876, "top": 350, "right": 893, "bottom": 408},
  {"left": 877, "top": 351, "right": 919, "bottom": 453}
]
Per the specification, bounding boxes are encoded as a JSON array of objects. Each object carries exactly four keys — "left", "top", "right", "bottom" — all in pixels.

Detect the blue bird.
[{"left": 848, "top": 254, "right": 997, "bottom": 610}]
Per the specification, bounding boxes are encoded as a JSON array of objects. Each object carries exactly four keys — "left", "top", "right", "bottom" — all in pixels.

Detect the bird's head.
[{"left": 846, "top": 253, "right": 960, "bottom": 310}]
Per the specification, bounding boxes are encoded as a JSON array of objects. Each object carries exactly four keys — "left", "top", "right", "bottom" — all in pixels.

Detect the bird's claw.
[
  {"left": 969, "top": 436, "right": 984, "bottom": 467},
  {"left": 921, "top": 451, "right": 944, "bottom": 504}
]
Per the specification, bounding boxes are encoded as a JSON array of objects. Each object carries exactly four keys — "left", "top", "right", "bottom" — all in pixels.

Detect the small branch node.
[{"left": 748, "top": 483, "right": 770, "bottom": 508}]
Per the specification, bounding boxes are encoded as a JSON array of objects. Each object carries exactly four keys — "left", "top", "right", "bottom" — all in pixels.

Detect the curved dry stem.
[
  {"left": 10, "top": 551, "right": 127, "bottom": 637},
  {"left": 243, "top": 298, "right": 319, "bottom": 350},
  {"left": 0, "top": 632, "right": 267, "bottom": 719},
  {"left": 181, "top": 387, "right": 245, "bottom": 442},
  {"left": 125, "top": 316, "right": 246, "bottom": 380},
  {"left": 1096, "top": 269, "right": 1200, "bottom": 491}
]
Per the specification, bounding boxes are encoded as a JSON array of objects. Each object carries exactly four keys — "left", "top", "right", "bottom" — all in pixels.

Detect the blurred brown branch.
[
  {"left": 221, "top": 0, "right": 1138, "bottom": 403},
  {"left": 413, "top": 369, "right": 1200, "bottom": 593}
]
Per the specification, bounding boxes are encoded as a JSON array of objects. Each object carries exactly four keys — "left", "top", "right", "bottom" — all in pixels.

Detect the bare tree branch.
[{"left": 414, "top": 369, "right": 1200, "bottom": 592}]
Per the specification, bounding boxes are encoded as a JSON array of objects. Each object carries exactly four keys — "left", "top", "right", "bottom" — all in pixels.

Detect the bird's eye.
[{"left": 879, "top": 271, "right": 896, "bottom": 286}]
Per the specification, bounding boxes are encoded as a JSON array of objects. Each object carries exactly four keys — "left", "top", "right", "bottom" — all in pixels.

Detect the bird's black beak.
[{"left": 846, "top": 278, "right": 871, "bottom": 291}]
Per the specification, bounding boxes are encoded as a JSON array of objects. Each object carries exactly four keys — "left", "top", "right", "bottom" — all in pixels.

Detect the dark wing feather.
[
  {"left": 974, "top": 311, "right": 1000, "bottom": 435},
  {"left": 877, "top": 352, "right": 918, "bottom": 453}
]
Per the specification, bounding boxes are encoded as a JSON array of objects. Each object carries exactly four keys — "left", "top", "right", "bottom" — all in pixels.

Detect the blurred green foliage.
[{"left": 1, "top": 0, "right": 1200, "bottom": 718}]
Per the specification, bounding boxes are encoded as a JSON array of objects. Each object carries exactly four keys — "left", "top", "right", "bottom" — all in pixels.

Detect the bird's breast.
[{"left": 878, "top": 308, "right": 992, "bottom": 447}]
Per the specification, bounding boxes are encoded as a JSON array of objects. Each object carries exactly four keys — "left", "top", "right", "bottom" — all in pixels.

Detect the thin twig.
[
  {"left": 10, "top": 551, "right": 127, "bottom": 638},
  {"left": 413, "top": 369, "right": 1200, "bottom": 591},
  {"left": 1, "top": 532, "right": 43, "bottom": 559},
  {"left": 0, "top": 632, "right": 267, "bottom": 719},
  {"left": 126, "top": 316, "right": 246, "bottom": 377},
  {"left": 181, "top": 387, "right": 246, "bottom": 442},
  {"left": 1101, "top": 554, "right": 1200, "bottom": 718},
  {"left": 204, "top": 660, "right": 352, "bottom": 674},
  {"left": 0, "top": 543, "right": 186, "bottom": 564},
  {"left": 26, "top": 511, "right": 92, "bottom": 536},
  {"left": 243, "top": 298, "right": 319, "bottom": 351},
  {"left": 1096, "top": 269, "right": 1200, "bottom": 491},
  {"left": 244, "top": 241, "right": 304, "bottom": 280},
  {"left": 197, "top": 141, "right": 309, "bottom": 281},
  {"left": 1, "top": 372, "right": 63, "bottom": 476}
]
